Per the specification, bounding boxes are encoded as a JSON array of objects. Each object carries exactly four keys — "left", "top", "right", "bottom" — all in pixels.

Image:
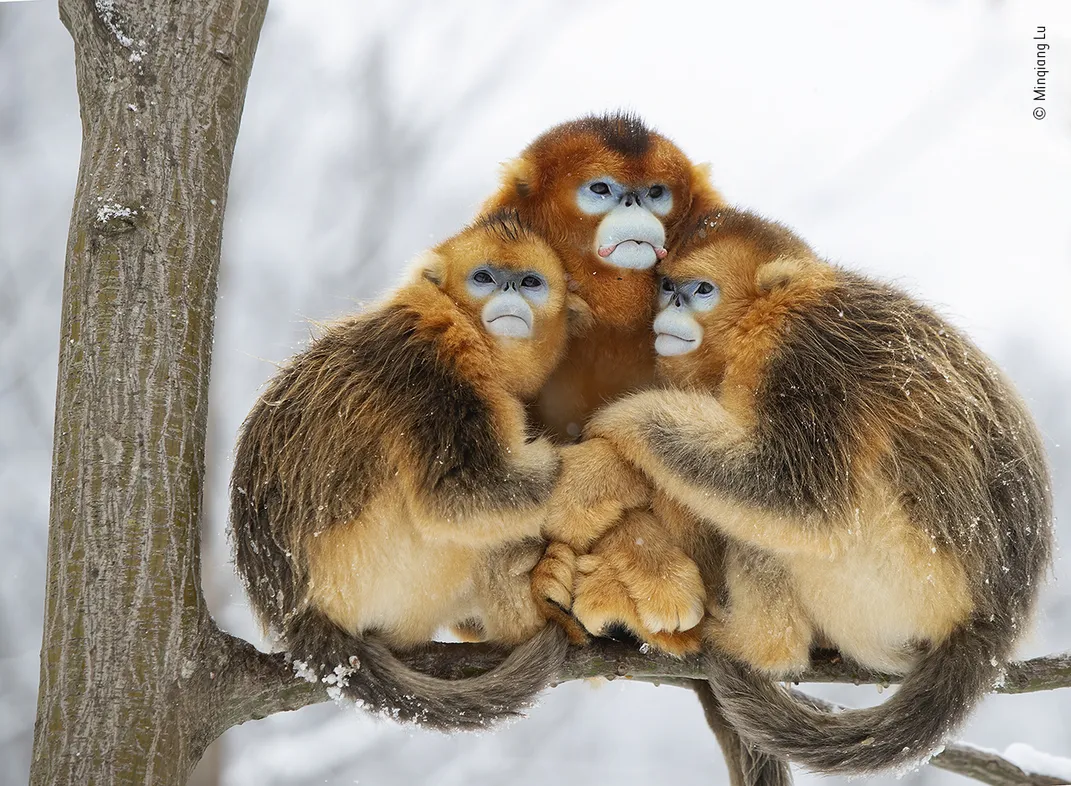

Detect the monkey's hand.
[{"left": 541, "top": 437, "right": 650, "bottom": 552}]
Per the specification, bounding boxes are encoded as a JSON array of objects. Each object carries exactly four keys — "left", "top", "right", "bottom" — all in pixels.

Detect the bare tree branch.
[
  {"left": 209, "top": 630, "right": 1071, "bottom": 720},
  {"left": 204, "top": 631, "right": 1071, "bottom": 785},
  {"left": 932, "top": 743, "right": 1068, "bottom": 786}
]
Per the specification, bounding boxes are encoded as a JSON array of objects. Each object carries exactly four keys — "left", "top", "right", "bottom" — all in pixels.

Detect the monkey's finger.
[
  {"left": 533, "top": 574, "right": 573, "bottom": 611},
  {"left": 635, "top": 584, "right": 706, "bottom": 634}
]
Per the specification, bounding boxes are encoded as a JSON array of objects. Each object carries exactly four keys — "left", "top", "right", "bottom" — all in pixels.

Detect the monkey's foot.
[
  {"left": 571, "top": 555, "right": 638, "bottom": 636},
  {"left": 644, "top": 626, "right": 703, "bottom": 657},
  {"left": 573, "top": 555, "right": 703, "bottom": 656},
  {"left": 532, "top": 542, "right": 576, "bottom": 611},
  {"left": 586, "top": 517, "right": 706, "bottom": 634},
  {"left": 450, "top": 619, "right": 486, "bottom": 642},
  {"left": 612, "top": 547, "right": 706, "bottom": 634},
  {"left": 531, "top": 542, "right": 589, "bottom": 645}
]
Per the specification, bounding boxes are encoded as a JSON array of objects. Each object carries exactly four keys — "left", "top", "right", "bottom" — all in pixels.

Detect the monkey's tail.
[
  {"left": 286, "top": 609, "right": 568, "bottom": 731},
  {"left": 706, "top": 620, "right": 1007, "bottom": 775},
  {"left": 693, "top": 681, "right": 794, "bottom": 786}
]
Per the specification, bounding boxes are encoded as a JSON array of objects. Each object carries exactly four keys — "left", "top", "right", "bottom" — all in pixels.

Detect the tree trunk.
[{"left": 31, "top": 1, "right": 266, "bottom": 783}]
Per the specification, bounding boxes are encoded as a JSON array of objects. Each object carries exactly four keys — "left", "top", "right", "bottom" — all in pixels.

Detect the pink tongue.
[{"left": 598, "top": 241, "right": 668, "bottom": 259}]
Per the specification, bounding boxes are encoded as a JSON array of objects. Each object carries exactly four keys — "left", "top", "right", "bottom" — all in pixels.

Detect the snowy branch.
[
  {"left": 932, "top": 743, "right": 1069, "bottom": 786},
  {"left": 211, "top": 625, "right": 1071, "bottom": 720},
  {"left": 202, "top": 627, "right": 1071, "bottom": 783},
  {"left": 399, "top": 639, "right": 1071, "bottom": 695}
]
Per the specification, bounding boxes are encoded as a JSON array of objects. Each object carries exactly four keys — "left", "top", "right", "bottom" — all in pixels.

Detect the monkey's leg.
[
  {"left": 529, "top": 542, "right": 591, "bottom": 645},
  {"left": 530, "top": 437, "right": 652, "bottom": 645},
  {"left": 473, "top": 540, "right": 550, "bottom": 645},
  {"left": 706, "top": 545, "right": 813, "bottom": 677},
  {"left": 587, "top": 390, "right": 851, "bottom": 559}
]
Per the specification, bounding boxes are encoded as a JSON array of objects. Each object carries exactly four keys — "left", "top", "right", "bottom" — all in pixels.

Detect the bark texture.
[{"left": 31, "top": 1, "right": 267, "bottom": 783}]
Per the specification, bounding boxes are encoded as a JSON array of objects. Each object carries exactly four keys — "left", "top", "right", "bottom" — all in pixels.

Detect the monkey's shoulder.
[
  {"left": 762, "top": 270, "right": 974, "bottom": 401},
  {"left": 322, "top": 304, "right": 509, "bottom": 460}
]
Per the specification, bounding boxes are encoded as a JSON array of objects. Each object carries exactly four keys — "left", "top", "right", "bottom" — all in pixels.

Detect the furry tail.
[
  {"left": 287, "top": 609, "right": 568, "bottom": 730},
  {"left": 706, "top": 621, "right": 1007, "bottom": 775},
  {"left": 693, "top": 681, "right": 794, "bottom": 786}
]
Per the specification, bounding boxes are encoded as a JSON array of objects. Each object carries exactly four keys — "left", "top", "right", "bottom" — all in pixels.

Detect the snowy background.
[{"left": 2, "top": 0, "right": 1070, "bottom": 784}]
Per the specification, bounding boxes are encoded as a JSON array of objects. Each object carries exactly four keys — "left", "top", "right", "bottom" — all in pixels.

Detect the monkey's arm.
[
  {"left": 585, "top": 389, "right": 850, "bottom": 558},
  {"left": 412, "top": 434, "right": 562, "bottom": 546},
  {"left": 540, "top": 439, "right": 650, "bottom": 551}
]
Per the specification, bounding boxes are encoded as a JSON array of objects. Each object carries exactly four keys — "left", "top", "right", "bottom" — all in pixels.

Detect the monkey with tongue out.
[
  {"left": 479, "top": 118, "right": 727, "bottom": 646},
  {"left": 481, "top": 113, "right": 723, "bottom": 444}
]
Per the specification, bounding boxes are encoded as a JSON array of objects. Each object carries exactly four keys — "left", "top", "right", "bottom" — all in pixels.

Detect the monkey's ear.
[
  {"left": 500, "top": 157, "right": 536, "bottom": 199},
  {"left": 756, "top": 256, "right": 808, "bottom": 293},
  {"left": 413, "top": 250, "right": 445, "bottom": 287},
  {"left": 566, "top": 292, "right": 594, "bottom": 335},
  {"left": 692, "top": 162, "right": 714, "bottom": 186},
  {"left": 690, "top": 162, "right": 721, "bottom": 202}
]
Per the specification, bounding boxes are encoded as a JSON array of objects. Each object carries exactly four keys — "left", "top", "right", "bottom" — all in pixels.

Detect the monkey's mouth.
[
  {"left": 486, "top": 314, "right": 532, "bottom": 339},
  {"left": 654, "top": 332, "right": 698, "bottom": 357},
  {"left": 597, "top": 240, "right": 669, "bottom": 261}
]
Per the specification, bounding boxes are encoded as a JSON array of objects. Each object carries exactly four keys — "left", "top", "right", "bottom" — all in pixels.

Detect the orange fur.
[
  {"left": 481, "top": 114, "right": 723, "bottom": 438},
  {"left": 481, "top": 115, "right": 725, "bottom": 645},
  {"left": 229, "top": 214, "right": 579, "bottom": 730},
  {"left": 556, "top": 207, "right": 1052, "bottom": 775}
]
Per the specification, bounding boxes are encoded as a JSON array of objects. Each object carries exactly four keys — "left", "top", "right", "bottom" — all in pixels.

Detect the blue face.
[
  {"left": 574, "top": 176, "right": 673, "bottom": 271},
  {"left": 466, "top": 265, "right": 549, "bottom": 339},
  {"left": 658, "top": 277, "right": 720, "bottom": 312},
  {"left": 575, "top": 177, "right": 674, "bottom": 218},
  {"left": 653, "top": 276, "right": 721, "bottom": 357}
]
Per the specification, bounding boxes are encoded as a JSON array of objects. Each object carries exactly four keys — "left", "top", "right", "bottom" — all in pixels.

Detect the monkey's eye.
[
  {"left": 696, "top": 282, "right": 716, "bottom": 296},
  {"left": 661, "top": 278, "right": 675, "bottom": 292},
  {"left": 648, "top": 185, "right": 665, "bottom": 199},
  {"left": 521, "top": 274, "right": 544, "bottom": 289},
  {"left": 589, "top": 182, "right": 611, "bottom": 196},
  {"left": 472, "top": 270, "right": 494, "bottom": 285}
]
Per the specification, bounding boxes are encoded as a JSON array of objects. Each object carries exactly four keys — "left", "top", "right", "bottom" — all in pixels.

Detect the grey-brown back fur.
[
  {"left": 230, "top": 299, "right": 565, "bottom": 730},
  {"left": 674, "top": 209, "right": 1053, "bottom": 773}
]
